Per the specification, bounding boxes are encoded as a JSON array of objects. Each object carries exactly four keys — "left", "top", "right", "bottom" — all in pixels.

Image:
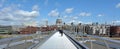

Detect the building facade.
[
  {"left": 84, "top": 24, "right": 110, "bottom": 36},
  {"left": 0, "top": 26, "right": 12, "bottom": 34},
  {"left": 110, "top": 26, "right": 120, "bottom": 37},
  {"left": 56, "top": 18, "right": 62, "bottom": 28},
  {"left": 20, "top": 26, "right": 38, "bottom": 34}
]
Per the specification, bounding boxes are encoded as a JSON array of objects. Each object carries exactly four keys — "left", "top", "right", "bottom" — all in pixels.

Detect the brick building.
[
  {"left": 40, "top": 26, "right": 57, "bottom": 32},
  {"left": 20, "top": 26, "right": 38, "bottom": 34},
  {"left": 110, "top": 26, "right": 120, "bottom": 37}
]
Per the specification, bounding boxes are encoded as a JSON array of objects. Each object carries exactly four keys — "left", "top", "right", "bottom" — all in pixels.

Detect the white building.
[{"left": 89, "top": 24, "right": 110, "bottom": 35}]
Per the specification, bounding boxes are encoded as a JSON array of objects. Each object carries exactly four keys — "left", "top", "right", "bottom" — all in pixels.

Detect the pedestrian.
[{"left": 59, "top": 30, "right": 63, "bottom": 36}]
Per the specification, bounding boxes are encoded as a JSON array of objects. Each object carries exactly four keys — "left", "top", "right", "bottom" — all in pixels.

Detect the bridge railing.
[
  {"left": 64, "top": 30, "right": 89, "bottom": 49},
  {"left": 76, "top": 32, "right": 120, "bottom": 49},
  {"left": 28, "top": 31, "right": 56, "bottom": 49},
  {"left": 0, "top": 31, "right": 55, "bottom": 49},
  {"left": 85, "top": 34, "right": 120, "bottom": 49},
  {"left": 0, "top": 34, "right": 40, "bottom": 49},
  {"left": 64, "top": 30, "right": 120, "bottom": 49}
]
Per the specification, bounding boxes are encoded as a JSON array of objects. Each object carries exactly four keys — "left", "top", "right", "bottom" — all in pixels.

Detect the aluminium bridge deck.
[{"left": 37, "top": 32, "right": 78, "bottom": 49}]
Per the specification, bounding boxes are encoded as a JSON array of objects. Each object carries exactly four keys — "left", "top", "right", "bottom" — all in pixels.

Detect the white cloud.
[
  {"left": 98, "top": 14, "right": 104, "bottom": 17},
  {"left": 79, "top": 12, "right": 91, "bottom": 16},
  {"left": 63, "top": 15, "right": 68, "bottom": 19},
  {"left": 0, "top": 4, "right": 40, "bottom": 26},
  {"left": 23, "top": 21, "right": 38, "bottom": 26},
  {"left": 0, "top": 7, "right": 17, "bottom": 21},
  {"left": 112, "top": 20, "right": 120, "bottom": 23},
  {"left": 72, "top": 16, "right": 78, "bottom": 20},
  {"left": 78, "top": 21, "right": 83, "bottom": 23},
  {"left": 32, "top": 5, "right": 39, "bottom": 11},
  {"left": 0, "top": 6, "right": 12, "bottom": 12},
  {"left": 48, "top": 9, "right": 59, "bottom": 17},
  {"left": 65, "top": 8, "right": 74, "bottom": 14},
  {"left": 112, "top": 20, "right": 120, "bottom": 25},
  {"left": 116, "top": 3, "right": 120, "bottom": 8},
  {"left": 15, "top": 10, "right": 39, "bottom": 17}
]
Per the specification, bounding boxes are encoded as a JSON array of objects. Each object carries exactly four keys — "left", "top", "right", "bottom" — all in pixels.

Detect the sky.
[{"left": 0, "top": 0, "right": 120, "bottom": 26}]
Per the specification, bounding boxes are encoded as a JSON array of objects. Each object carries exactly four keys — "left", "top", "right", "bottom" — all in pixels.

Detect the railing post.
[
  {"left": 6, "top": 39, "right": 13, "bottom": 49},
  {"left": 32, "top": 34, "right": 35, "bottom": 43},
  {"left": 103, "top": 40, "right": 110, "bottom": 49},
  {"left": 88, "top": 36, "right": 93, "bottom": 49},
  {"left": 24, "top": 36, "right": 27, "bottom": 49}
]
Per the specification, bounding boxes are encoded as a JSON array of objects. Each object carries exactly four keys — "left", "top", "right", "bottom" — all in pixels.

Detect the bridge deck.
[{"left": 37, "top": 32, "right": 78, "bottom": 49}]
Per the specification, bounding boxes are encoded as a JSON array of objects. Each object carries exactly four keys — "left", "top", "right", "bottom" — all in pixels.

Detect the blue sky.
[{"left": 0, "top": 0, "right": 120, "bottom": 26}]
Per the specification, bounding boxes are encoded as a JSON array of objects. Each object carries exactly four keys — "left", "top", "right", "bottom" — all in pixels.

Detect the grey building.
[
  {"left": 84, "top": 24, "right": 110, "bottom": 36},
  {"left": 0, "top": 26, "right": 12, "bottom": 34},
  {"left": 96, "top": 25, "right": 110, "bottom": 35}
]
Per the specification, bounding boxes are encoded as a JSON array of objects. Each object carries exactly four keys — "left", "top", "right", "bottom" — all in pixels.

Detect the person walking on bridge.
[{"left": 59, "top": 30, "right": 64, "bottom": 36}]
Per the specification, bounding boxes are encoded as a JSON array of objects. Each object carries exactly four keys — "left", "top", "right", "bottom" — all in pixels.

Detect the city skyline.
[{"left": 0, "top": 0, "right": 120, "bottom": 26}]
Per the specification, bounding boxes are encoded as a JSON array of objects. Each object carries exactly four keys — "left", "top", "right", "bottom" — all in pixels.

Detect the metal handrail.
[
  {"left": 64, "top": 30, "right": 120, "bottom": 49},
  {"left": 0, "top": 34, "right": 41, "bottom": 49},
  {"left": 28, "top": 31, "right": 56, "bottom": 49},
  {"left": 0, "top": 31, "right": 56, "bottom": 49},
  {"left": 86, "top": 35, "right": 120, "bottom": 44},
  {"left": 64, "top": 32, "right": 89, "bottom": 49},
  {"left": 86, "top": 34, "right": 120, "bottom": 49}
]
